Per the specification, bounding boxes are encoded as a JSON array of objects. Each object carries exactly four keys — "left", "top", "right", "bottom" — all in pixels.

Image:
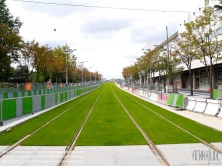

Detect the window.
[
  {"left": 217, "top": 69, "right": 222, "bottom": 85},
  {"left": 199, "top": 70, "right": 209, "bottom": 86}
]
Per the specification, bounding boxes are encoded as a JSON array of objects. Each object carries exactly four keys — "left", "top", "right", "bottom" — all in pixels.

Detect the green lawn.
[{"left": 75, "top": 83, "right": 147, "bottom": 146}]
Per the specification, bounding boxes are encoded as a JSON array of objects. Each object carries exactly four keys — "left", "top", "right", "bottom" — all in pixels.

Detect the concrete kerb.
[{"left": 0, "top": 84, "right": 102, "bottom": 132}]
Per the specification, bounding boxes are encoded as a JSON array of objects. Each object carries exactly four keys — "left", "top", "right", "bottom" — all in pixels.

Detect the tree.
[
  {"left": 188, "top": 6, "right": 222, "bottom": 98},
  {"left": 19, "top": 40, "right": 37, "bottom": 82},
  {"left": 173, "top": 24, "right": 197, "bottom": 95},
  {"left": 158, "top": 49, "right": 184, "bottom": 91},
  {"left": 0, "top": 0, "right": 22, "bottom": 82}
]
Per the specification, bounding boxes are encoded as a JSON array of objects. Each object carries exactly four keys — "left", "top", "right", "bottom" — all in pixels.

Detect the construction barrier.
[
  {"left": 0, "top": 83, "right": 99, "bottom": 100},
  {"left": 186, "top": 97, "right": 196, "bottom": 111},
  {"left": 218, "top": 110, "right": 222, "bottom": 118},
  {"left": 157, "top": 94, "right": 169, "bottom": 105},
  {"left": 213, "top": 89, "right": 222, "bottom": 99},
  {"left": 148, "top": 93, "right": 158, "bottom": 102},
  {"left": 167, "top": 94, "right": 184, "bottom": 108},
  {"left": 0, "top": 83, "right": 101, "bottom": 122},
  {"left": 204, "top": 99, "right": 221, "bottom": 116},
  {"left": 193, "top": 98, "right": 207, "bottom": 113},
  {"left": 138, "top": 90, "right": 145, "bottom": 97}
]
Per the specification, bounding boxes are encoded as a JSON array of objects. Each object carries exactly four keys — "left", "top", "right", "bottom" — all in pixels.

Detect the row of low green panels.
[
  {"left": 213, "top": 89, "right": 222, "bottom": 99},
  {"left": 166, "top": 93, "right": 184, "bottom": 108},
  {"left": 0, "top": 84, "right": 101, "bottom": 121},
  {"left": 0, "top": 84, "right": 98, "bottom": 100}
]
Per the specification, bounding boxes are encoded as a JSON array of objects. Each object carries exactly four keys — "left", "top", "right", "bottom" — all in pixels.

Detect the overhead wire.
[
  {"left": 67, "top": 0, "right": 105, "bottom": 28},
  {"left": 12, "top": 0, "right": 193, "bottom": 13}
]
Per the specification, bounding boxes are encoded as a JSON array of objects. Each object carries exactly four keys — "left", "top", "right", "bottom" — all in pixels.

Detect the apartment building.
[{"left": 152, "top": 0, "right": 222, "bottom": 90}]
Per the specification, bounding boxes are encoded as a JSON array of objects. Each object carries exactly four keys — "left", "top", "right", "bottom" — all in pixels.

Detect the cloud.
[
  {"left": 18, "top": 0, "right": 94, "bottom": 18},
  {"left": 130, "top": 19, "right": 179, "bottom": 45},
  {"left": 123, "top": 54, "right": 138, "bottom": 60},
  {"left": 80, "top": 17, "right": 133, "bottom": 39}
]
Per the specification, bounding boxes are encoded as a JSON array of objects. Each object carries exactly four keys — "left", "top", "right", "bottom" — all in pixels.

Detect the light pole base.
[{"left": 0, "top": 121, "right": 3, "bottom": 126}]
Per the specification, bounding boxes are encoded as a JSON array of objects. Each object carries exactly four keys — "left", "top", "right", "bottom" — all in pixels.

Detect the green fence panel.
[
  {"left": 213, "top": 89, "right": 218, "bottom": 99},
  {"left": 13, "top": 92, "right": 18, "bottom": 98},
  {"left": 2, "top": 99, "right": 16, "bottom": 120},
  {"left": 21, "top": 91, "right": 25, "bottom": 97},
  {"left": 218, "top": 90, "right": 222, "bottom": 99},
  {"left": 38, "top": 90, "right": 42, "bottom": 95},
  {"left": 167, "top": 94, "right": 174, "bottom": 105},
  {"left": 213, "top": 89, "right": 222, "bottom": 99},
  {"left": 28, "top": 91, "right": 32, "bottom": 96},
  {"left": 0, "top": 100, "right": 1, "bottom": 121},
  {"left": 55, "top": 93, "right": 58, "bottom": 105},
  {"left": 41, "top": 95, "right": 45, "bottom": 110},
  {"left": 213, "top": 89, "right": 217, "bottom": 99},
  {"left": 60, "top": 93, "right": 64, "bottom": 103},
  {"left": 176, "top": 94, "right": 184, "bottom": 108},
  {"left": 22, "top": 97, "right": 33, "bottom": 115},
  {"left": 3, "top": 93, "right": 8, "bottom": 99},
  {"left": 65, "top": 92, "right": 68, "bottom": 101}
]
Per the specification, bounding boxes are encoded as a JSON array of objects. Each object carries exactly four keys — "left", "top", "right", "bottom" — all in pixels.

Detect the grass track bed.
[
  {"left": 113, "top": 84, "right": 222, "bottom": 144},
  {"left": 21, "top": 86, "right": 105, "bottom": 146},
  {"left": 76, "top": 84, "right": 147, "bottom": 146},
  {"left": 0, "top": 86, "right": 102, "bottom": 145},
  {"left": 1, "top": 82, "right": 222, "bottom": 146}
]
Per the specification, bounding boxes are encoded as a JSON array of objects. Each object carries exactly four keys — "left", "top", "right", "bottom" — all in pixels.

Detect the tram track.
[
  {"left": 112, "top": 88, "right": 171, "bottom": 166},
  {"left": 115, "top": 85, "right": 222, "bottom": 155},
  {"left": 0, "top": 86, "right": 103, "bottom": 158},
  {"left": 57, "top": 88, "right": 105, "bottom": 166}
]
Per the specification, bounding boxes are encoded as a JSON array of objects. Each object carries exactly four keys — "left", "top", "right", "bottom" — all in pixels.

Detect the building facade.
[{"left": 151, "top": 0, "right": 222, "bottom": 90}]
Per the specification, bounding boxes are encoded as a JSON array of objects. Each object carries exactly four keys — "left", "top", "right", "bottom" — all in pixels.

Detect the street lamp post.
[
  {"left": 80, "top": 61, "right": 88, "bottom": 84},
  {"left": 89, "top": 66, "right": 94, "bottom": 82},
  {"left": 95, "top": 69, "right": 99, "bottom": 82},
  {"left": 166, "top": 26, "right": 170, "bottom": 85},
  {"left": 65, "top": 47, "right": 76, "bottom": 87}
]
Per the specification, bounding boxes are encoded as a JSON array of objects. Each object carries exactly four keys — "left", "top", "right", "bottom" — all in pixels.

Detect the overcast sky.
[{"left": 6, "top": 0, "right": 204, "bottom": 79}]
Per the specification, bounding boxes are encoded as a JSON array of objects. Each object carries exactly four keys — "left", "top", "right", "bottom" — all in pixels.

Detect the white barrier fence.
[
  {"left": 186, "top": 98, "right": 222, "bottom": 117},
  {"left": 218, "top": 110, "right": 222, "bottom": 118},
  {"left": 120, "top": 84, "right": 222, "bottom": 118},
  {"left": 204, "top": 100, "right": 221, "bottom": 116},
  {"left": 186, "top": 97, "right": 196, "bottom": 111},
  {"left": 148, "top": 93, "right": 158, "bottom": 102},
  {"left": 193, "top": 99, "right": 207, "bottom": 113}
]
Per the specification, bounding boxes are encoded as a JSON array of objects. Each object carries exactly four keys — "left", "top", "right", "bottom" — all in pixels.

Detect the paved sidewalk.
[{"left": 0, "top": 144, "right": 222, "bottom": 165}]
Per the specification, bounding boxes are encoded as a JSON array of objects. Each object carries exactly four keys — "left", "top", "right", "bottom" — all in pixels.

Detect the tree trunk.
[
  {"left": 210, "top": 62, "right": 213, "bottom": 98},
  {"left": 189, "top": 68, "right": 193, "bottom": 96}
]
